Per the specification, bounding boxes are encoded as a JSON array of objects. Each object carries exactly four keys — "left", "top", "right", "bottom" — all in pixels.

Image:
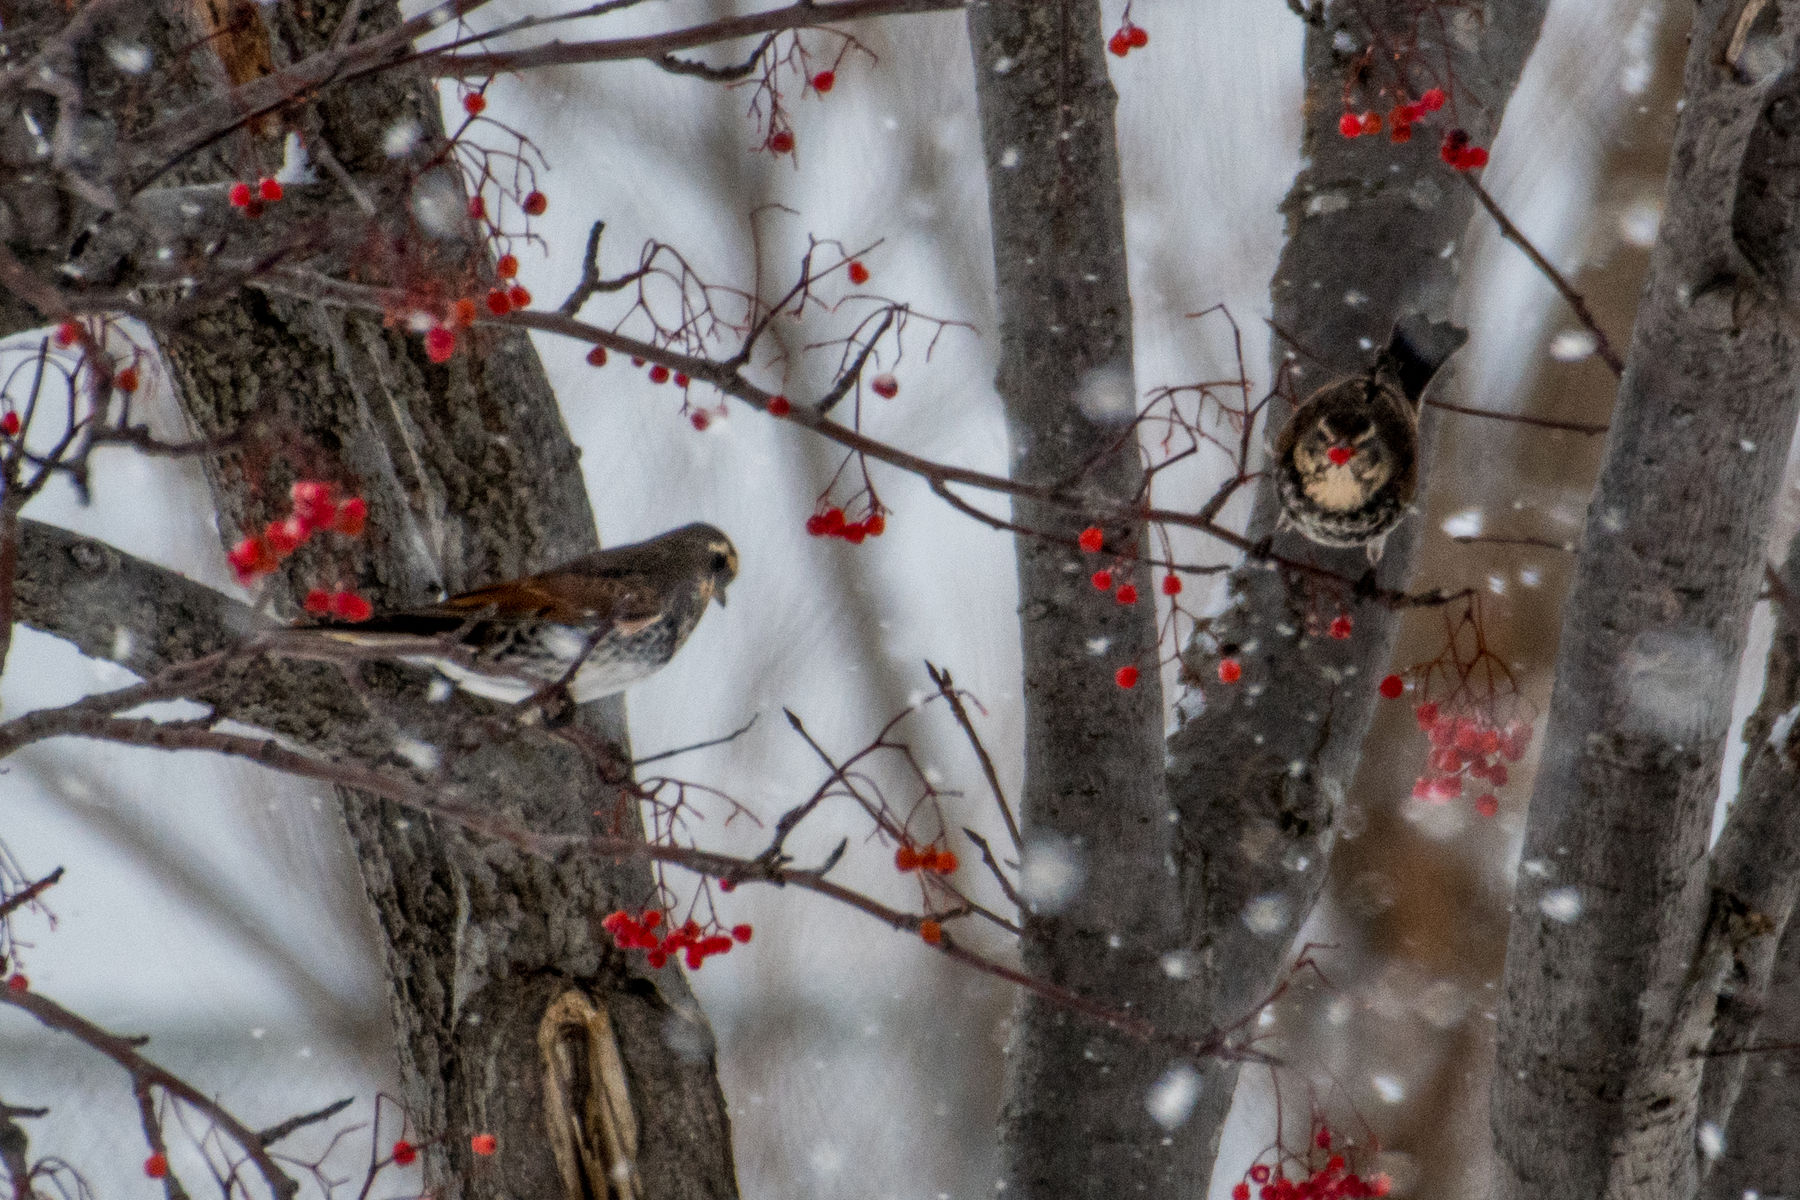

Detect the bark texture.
[
  {"left": 1162, "top": 0, "right": 1549, "bottom": 1165},
  {"left": 965, "top": 3, "right": 1190, "bottom": 1196},
  {"left": 0, "top": 2, "right": 743, "bottom": 1197},
  {"left": 1491, "top": 10, "right": 1800, "bottom": 1199}
]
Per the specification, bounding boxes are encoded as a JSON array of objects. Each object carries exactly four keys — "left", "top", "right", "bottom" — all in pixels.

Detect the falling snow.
[
  {"left": 1018, "top": 834, "right": 1083, "bottom": 915},
  {"left": 1145, "top": 1064, "right": 1202, "bottom": 1130},
  {"left": 1549, "top": 329, "right": 1598, "bottom": 362},
  {"left": 1539, "top": 886, "right": 1583, "bottom": 924},
  {"left": 1441, "top": 509, "right": 1483, "bottom": 538},
  {"left": 1240, "top": 894, "right": 1290, "bottom": 937}
]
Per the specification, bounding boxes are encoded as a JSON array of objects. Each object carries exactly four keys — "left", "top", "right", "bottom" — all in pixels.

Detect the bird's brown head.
[
  {"left": 669, "top": 522, "right": 738, "bottom": 607},
  {"left": 1287, "top": 401, "right": 1398, "bottom": 512}
]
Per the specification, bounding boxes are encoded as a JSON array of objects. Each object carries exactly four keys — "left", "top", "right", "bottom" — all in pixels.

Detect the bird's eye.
[{"left": 711, "top": 551, "right": 732, "bottom": 574}]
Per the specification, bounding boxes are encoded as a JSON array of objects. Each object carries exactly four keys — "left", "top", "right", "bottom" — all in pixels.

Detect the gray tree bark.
[
  {"left": 1162, "top": 0, "right": 1547, "bottom": 1170},
  {"left": 0, "top": 2, "right": 742, "bottom": 1198},
  {"left": 1491, "top": 9, "right": 1800, "bottom": 1199},
  {"left": 965, "top": 4, "right": 1193, "bottom": 1196}
]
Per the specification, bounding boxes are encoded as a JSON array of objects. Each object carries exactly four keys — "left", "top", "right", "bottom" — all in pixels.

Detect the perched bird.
[
  {"left": 1273, "top": 314, "right": 1467, "bottom": 555},
  {"left": 296, "top": 523, "right": 736, "bottom": 705}
]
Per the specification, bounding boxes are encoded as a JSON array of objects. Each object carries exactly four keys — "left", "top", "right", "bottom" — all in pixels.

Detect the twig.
[
  {"left": 257, "top": 1097, "right": 355, "bottom": 1148},
  {"left": 926, "top": 663, "right": 1021, "bottom": 854},
  {"left": 962, "top": 827, "right": 1024, "bottom": 910},
  {"left": 1424, "top": 396, "right": 1609, "bottom": 435},
  {"left": 1459, "top": 172, "right": 1626, "bottom": 377},
  {"left": 0, "top": 867, "right": 64, "bottom": 921},
  {"left": 632, "top": 714, "right": 760, "bottom": 767}
]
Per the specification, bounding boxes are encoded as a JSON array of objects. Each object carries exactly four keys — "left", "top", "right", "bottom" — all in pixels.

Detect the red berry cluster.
[
  {"left": 1107, "top": 21, "right": 1150, "bottom": 56},
  {"left": 229, "top": 479, "right": 369, "bottom": 596},
  {"left": 1437, "top": 128, "right": 1489, "bottom": 171},
  {"left": 1406, "top": 700, "right": 1532, "bottom": 812},
  {"left": 1090, "top": 567, "right": 1141, "bottom": 606},
  {"left": 1337, "top": 87, "right": 1445, "bottom": 145},
  {"left": 1231, "top": 1129, "right": 1389, "bottom": 1200},
  {"left": 805, "top": 507, "right": 886, "bottom": 542},
  {"left": 602, "top": 909, "right": 752, "bottom": 971},
  {"left": 894, "top": 843, "right": 958, "bottom": 874},
  {"left": 227, "top": 177, "right": 285, "bottom": 215}
]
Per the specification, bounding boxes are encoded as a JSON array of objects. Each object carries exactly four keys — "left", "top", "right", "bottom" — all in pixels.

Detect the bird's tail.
[{"left": 1381, "top": 314, "right": 1469, "bottom": 406}]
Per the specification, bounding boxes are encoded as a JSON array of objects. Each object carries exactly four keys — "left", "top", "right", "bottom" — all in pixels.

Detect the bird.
[
  {"left": 1273, "top": 314, "right": 1467, "bottom": 556},
  {"left": 291, "top": 523, "right": 736, "bottom": 706}
]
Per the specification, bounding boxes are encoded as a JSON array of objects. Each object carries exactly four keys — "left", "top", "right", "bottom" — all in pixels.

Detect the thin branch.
[
  {"left": 1424, "top": 396, "right": 1609, "bottom": 435},
  {"left": 925, "top": 663, "right": 1021, "bottom": 854},
  {"left": 1459, "top": 171, "right": 1626, "bottom": 377}
]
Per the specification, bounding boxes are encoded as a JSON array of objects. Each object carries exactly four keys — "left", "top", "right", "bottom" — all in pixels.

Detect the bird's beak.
[{"left": 714, "top": 583, "right": 729, "bottom": 608}]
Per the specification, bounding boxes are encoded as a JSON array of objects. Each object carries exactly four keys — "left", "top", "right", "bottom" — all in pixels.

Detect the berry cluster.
[
  {"left": 227, "top": 176, "right": 285, "bottom": 215},
  {"left": 805, "top": 506, "right": 886, "bottom": 542},
  {"left": 1231, "top": 1129, "right": 1389, "bottom": 1200},
  {"left": 1338, "top": 87, "right": 1445, "bottom": 144},
  {"left": 1437, "top": 128, "right": 1490, "bottom": 171},
  {"left": 1107, "top": 20, "right": 1150, "bottom": 56},
  {"left": 229, "top": 480, "right": 370, "bottom": 609},
  {"left": 894, "top": 843, "right": 959, "bottom": 874},
  {"left": 602, "top": 908, "right": 752, "bottom": 971},
  {"left": 1403, "top": 699, "right": 1532, "bottom": 816}
]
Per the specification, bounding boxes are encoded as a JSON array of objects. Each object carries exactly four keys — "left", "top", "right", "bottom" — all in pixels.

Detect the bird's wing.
[{"left": 345, "top": 566, "right": 665, "bottom": 637}]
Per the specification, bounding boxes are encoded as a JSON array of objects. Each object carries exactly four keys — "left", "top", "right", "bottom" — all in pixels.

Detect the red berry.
[
  {"left": 1161, "top": 574, "right": 1182, "bottom": 595},
  {"left": 425, "top": 325, "right": 456, "bottom": 363},
  {"left": 463, "top": 92, "right": 487, "bottom": 116},
  {"left": 1421, "top": 87, "right": 1446, "bottom": 112},
  {"left": 648, "top": 364, "right": 671, "bottom": 384},
  {"left": 1415, "top": 701, "right": 1440, "bottom": 728},
  {"left": 821, "top": 508, "right": 846, "bottom": 535},
  {"left": 919, "top": 919, "right": 943, "bottom": 944},
  {"left": 586, "top": 345, "right": 608, "bottom": 367},
  {"left": 53, "top": 321, "right": 79, "bottom": 347},
  {"left": 257, "top": 177, "right": 283, "bottom": 202},
  {"left": 228, "top": 181, "right": 252, "bottom": 207},
  {"left": 506, "top": 285, "right": 531, "bottom": 309},
  {"left": 717, "top": 878, "right": 736, "bottom": 892},
  {"left": 303, "top": 589, "right": 332, "bottom": 614},
  {"left": 767, "top": 394, "right": 791, "bottom": 416},
  {"left": 1127, "top": 24, "right": 1148, "bottom": 47},
  {"left": 841, "top": 521, "right": 867, "bottom": 544},
  {"left": 495, "top": 254, "right": 519, "bottom": 279},
  {"left": 1360, "top": 111, "right": 1382, "bottom": 135},
  {"left": 264, "top": 517, "right": 307, "bottom": 556},
  {"left": 334, "top": 497, "right": 368, "bottom": 536},
  {"left": 1108, "top": 29, "right": 1131, "bottom": 56},
  {"left": 1461, "top": 146, "right": 1489, "bottom": 169},
  {"left": 870, "top": 373, "right": 899, "bottom": 398},
  {"left": 1251, "top": 1166, "right": 1271, "bottom": 1184},
  {"left": 847, "top": 260, "right": 870, "bottom": 285},
  {"left": 690, "top": 411, "right": 710, "bottom": 431},
  {"left": 330, "top": 591, "right": 373, "bottom": 622},
  {"left": 768, "top": 129, "right": 795, "bottom": 154},
  {"left": 452, "top": 297, "right": 477, "bottom": 328},
  {"left": 521, "top": 191, "right": 547, "bottom": 216},
  {"left": 812, "top": 70, "right": 836, "bottom": 93},
  {"left": 1078, "top": 526, "right": 1104, "bottom": 553},
  {"left": 1217, "top": 658, "right": 1242, "bottom": 684},
  {"left": 1379, "top": 673, "right": 1405, "bottom": 699},
  {"left": 934, "top": 850, "right": 958, "bottom": 873},
  {"left": 468, "top": 196, "right": 486, "bottom": 221},
  {"left": 1338, "top": 112, "right": 1362, "bottom": 139},
  {"left": 1315, "top": 1127, "right": 1333, "bottom": 1150},
  {"left": 1329, "top": 614, "right": 1353, "bottom": 639},
  {"left": 1327, "top": 444, "right": 1353, "bottom": 466},
  {"left": 1233, "top": 1185, "right": 1251, "bottom": 1200},
  {"left": 1115, "top": 665, "right": 1139, "bottom": 689},
  {"left": 392, "top": 1140, "right": 417, "bottom": 1166},
  {"left": 115, "top": 365, "right": 140, "bottom": 393},
  {"left": 1390, "top": 123, "right": 1414, "bottom": 144},
  {"left": 5, "top": 973, "right": 25, "bottom": 992},
  {"left": 144, "top": 1154, "right": 168, "bottom": 1179},
  {"left": 805, "top": 514, "right": 828, "bottom": 536},
  {"left": 0, "top": 412, "right": 19, "bottom": 437},
  {"left": 646, "top": 948, "right": 668, "bottom": 968},
  {"left": 896, "top": 845, "right": 921, "bottom": 871},
  {"left": 731, "top": 924, "right": 752, "bottom": 943},
  {"left": 1091, "top": 569, "right": 1114, "bottom": 591},
  {"left": 470, "top": 1134, "right": 497, "bottom": 1157},
  {"left": 865, "top": 513, "right": 885, "bottom": 536},
  {"left": 1475, "top": 793, "right": 1499, "bottom": 818},
  {"left": 1115, "top": 583, "right": 1139, "bottom": 605},
  {"left": 673, "top": 372, "right": 690, "bottom": 388}
]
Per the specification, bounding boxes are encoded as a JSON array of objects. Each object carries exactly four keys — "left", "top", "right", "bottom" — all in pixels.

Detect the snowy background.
[{"left": 3, "top": 1, "right": 1772, "bottom": 1198}]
